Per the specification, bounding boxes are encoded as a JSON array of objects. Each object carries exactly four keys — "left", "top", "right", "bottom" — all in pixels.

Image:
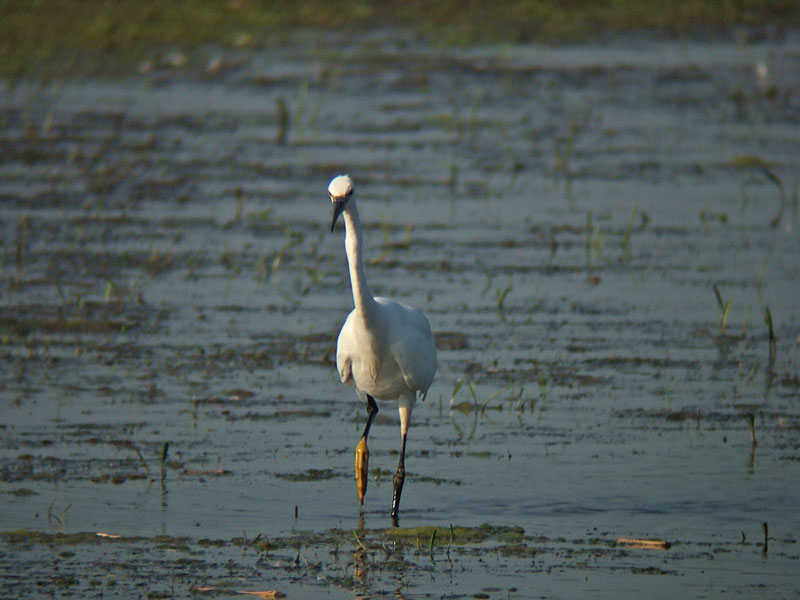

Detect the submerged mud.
[{"left": 2, "top": 31, "right": 800, "bottom": 598}]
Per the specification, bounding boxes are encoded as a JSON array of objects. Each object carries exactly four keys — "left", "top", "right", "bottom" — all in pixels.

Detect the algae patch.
[
  {"left": 385, "top": 523, "right": 526, "bottom": 546},
  {"left": 274, "top": 468, "right": 340, "bottom": 482}
]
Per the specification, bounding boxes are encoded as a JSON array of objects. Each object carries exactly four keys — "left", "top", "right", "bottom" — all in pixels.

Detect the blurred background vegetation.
[{"left": 2, "top": 0, "right": 798, "bottom": 79}]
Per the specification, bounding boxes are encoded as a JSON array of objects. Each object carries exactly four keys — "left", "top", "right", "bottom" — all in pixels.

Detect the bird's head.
[{"left": 328, "top": 174, "right": 354, "bottom": 232}]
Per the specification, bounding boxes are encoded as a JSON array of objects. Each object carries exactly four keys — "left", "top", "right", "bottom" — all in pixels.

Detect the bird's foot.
[
  {"left": 355, "top": 437, "right": 369, "bottom": 505},
  {"left": 391, "top": 466, "right": 405, "bottom": 526}
]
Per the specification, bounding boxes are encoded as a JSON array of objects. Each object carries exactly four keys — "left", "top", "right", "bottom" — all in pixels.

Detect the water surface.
[{"left": 2, "top": 32, "right": 799, "bottom": 598}]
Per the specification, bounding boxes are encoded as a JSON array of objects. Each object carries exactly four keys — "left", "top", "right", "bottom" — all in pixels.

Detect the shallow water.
[{"left": 1, "top": 32, "right": 799, "bottom": 598}]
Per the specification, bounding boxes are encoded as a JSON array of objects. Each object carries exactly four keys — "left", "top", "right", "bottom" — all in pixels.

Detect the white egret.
[{"left": 328, "top": 174, "right": 437, "bottom": 526}]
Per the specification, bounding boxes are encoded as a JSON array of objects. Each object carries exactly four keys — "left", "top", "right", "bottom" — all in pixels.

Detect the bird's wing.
[
  {"left": 380, "top": 298, "right": 437, "bottom": 399},
  {"left": 335, "top": 311, "right": 356, "bottom": 385}
]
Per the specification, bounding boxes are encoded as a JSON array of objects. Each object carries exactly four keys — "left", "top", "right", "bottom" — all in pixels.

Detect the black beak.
[{"left": 330, "top": 199, "right": 346, "bottom": 232}]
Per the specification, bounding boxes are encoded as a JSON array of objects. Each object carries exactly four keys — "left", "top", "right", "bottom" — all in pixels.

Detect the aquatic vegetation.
[
  {"left": 536, "top": 363, "right": 550, "bottom": 407},
  {"left": 699, "top": 202, "right": 728, "bottom": 230},
  {"left": 764, "top": 306, "right": 776, "bottom": 360},
  {"left": 446, "top": 160, "right": 459, "bottom": 192},
  {"left": 726, "top": 156, "right": 798, "bottom": 227},
  {"left": 585, "top": 210, "right": 603, "bottom": 269},
  {"left": 495, "top": 277, "right": 513, "bottom": 312},
  {"left": 621, "top": 205, "right": 638, "bottom": 263},
  {"left": 713, "top": 284, "right": 732, "bottom": 336},
  {"left": 276, "top": 97, "right": 289, "bottom": 145},
  {"left": 368, "top": 219, "right": 412, "bottom": 265},
  {"left": 554, "top": 114, "right": 589, "bottom": 209},
  {"left": 145, "top": 244, "right": 175, "bottom": 277},
  {"left": 722, "top": 155, "right": 775, "bottom": 170},
  {"left": 294, "top": 79, "right": 310, "bottom": 142},
  {"left": 554, "top": 113, "right": 588, "bottom": 178},
  {"left": 762, "top": 167, "right": 798, "bottom": 228},
  {"left": 745, "top": 413, "right": 757, "bottom": 446},
  {"left": 7, "top": 215, "right": 30, "bottom": 285},
  {"left": 8, "top": 524, "right": 692, "bottom": 597},
  {"left": 274, "top": 468, "right": 340, "bottom": 482},
  {"left": 3, "top": 1, "right": 799, "bottom": 78},
  {"left": 384, "top": 523, "right": 525, "bottom": 547},
  {"left": 233, "top": 189, "right": 246, "bottom": 223},
  {"left": 449, "top": 377, "right": 478, "bottom": 410}
]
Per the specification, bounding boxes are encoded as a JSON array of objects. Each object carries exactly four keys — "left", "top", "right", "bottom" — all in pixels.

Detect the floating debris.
[{"left": 617, "top": 538, "right": 671, "bottom": 550}]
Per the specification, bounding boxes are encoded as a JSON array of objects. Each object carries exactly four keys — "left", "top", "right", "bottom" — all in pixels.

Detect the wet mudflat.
[{"left": 2, "top": 31, "right": 800, "bottom": 598}]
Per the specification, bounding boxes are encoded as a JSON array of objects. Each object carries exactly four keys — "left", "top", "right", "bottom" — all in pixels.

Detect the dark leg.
[
  {"left": 391, "top": 431, "right": 407, "bottom": 527},
  {"left": 362, "top": 394, "right": 378, "bottom": 440}
]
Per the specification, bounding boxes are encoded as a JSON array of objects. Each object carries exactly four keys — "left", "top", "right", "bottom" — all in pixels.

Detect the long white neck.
[{"left": 342, "top": 200, "right": 377, "bottom": 321}]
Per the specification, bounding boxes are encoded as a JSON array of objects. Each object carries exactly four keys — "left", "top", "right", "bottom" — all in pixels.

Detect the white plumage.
[
  {"left": 336, "top": 297, "right": 436, "bottom": 402},
  {"left": 328, "top": 174, "right": 436, "bottom": 525}
]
